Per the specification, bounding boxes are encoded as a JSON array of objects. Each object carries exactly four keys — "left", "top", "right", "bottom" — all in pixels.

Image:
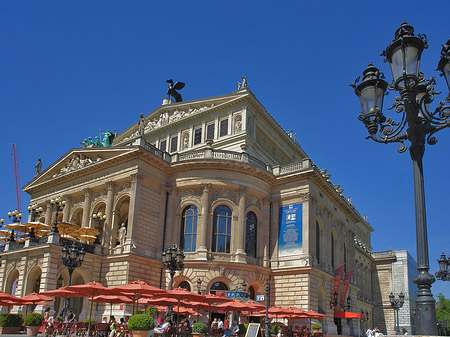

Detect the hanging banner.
[
  {"left": 340, "top": 270, "right": 353, "bottom": 309},
  {"left": 278, "top": 203, "right": 302, "bottom": 256},
  {"left": 332, "top": 265, "right": 345, "bottom": 306}
]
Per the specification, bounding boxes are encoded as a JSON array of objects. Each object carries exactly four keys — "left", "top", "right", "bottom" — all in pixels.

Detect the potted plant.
[
  {"left": 192, "top": 322, "right": 207, "bottom": 337},
  {"left": 270, "top": 324, "right": 282, "bottom": 335},
  {"left": 127, "top": 313, "right": 154, "bottom": 337},
  {"left": 24, "top": 313, "right": 44, "bottom": 336},
  {"left": 84, "top": 318, "right": 97, "bottom": 331},
  {"left": 0, "top": 313, "right": 24, "bottom": 334},
  {"left": 311, "top": 323, "right": 322, "bottom": 333}
]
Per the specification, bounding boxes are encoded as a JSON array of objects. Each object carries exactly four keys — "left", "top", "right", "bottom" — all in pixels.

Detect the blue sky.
[{"left": 1, "top": 1, "right": 449, "bottom": 297}]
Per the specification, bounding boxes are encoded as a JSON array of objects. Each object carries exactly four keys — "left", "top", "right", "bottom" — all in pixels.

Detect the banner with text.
[
  {"left": 341, "top": 270, "right": 353, "bottom": 309},
  {"left": 278, "top": 203, "right": 302, "bottom": 256}
]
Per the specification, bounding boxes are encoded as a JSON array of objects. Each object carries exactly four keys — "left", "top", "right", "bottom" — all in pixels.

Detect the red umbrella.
[
  {"left": 63, "top": 282, "right": 113, "bottom": 336},
  {"left": 20, "top": 292, "right": 55, "bottom": 315},
  {"left": 88, "top": 295, "right": 133, "bottom": 316},
  {"left": 200, "top": 294, "right": 234, "bottom": 326},
  {"left": 111, "top": 280, "right": 167, "bottom": 313},
  {"left": 166, "top": 288, "right": 205, "bottom": 326}
]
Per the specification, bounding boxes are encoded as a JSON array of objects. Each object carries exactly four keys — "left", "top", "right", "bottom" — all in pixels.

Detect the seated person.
[
  {"left": 47, "top": 314, "right": 58, "bottom": 328},
  {"left": 147, "top": 317, "right": 171, "bottom": 337},
  {"left": 223, "top": 321, "right": 239, "bottom": 337}
]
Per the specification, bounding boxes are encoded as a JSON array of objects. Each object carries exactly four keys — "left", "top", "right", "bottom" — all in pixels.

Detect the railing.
[
  {"left": 212, "top": 150, "right": 242, "bottom": 160},
  {"left": 60, "top": 237, "right": 96, "bottom": 254},
  {"left": 8, "top": 241, "right": 25, "bottom": 251},
  {"left": 30, "top": 236, "right": 49, "bottom": 246}
]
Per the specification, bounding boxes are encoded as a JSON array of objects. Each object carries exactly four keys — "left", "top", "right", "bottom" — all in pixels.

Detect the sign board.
[
  {"left": 278, "top": 203, "right": 303, "bottom": 256},
  {"left": 245, "top": 323, "right": 262, "bottom": 337},
  {"left": 256, "top": 294, "right": 265, "bottom": 301}
]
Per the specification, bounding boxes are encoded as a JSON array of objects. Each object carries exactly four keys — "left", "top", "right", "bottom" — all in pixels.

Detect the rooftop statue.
[
  {"left": 237, "top": 75, "right": 248, "bottom": 90},
  {"left": 81, "top": 129, "right": 115, "bottom": 148},
  {"left": 166, "top": 79, "right": 185, "bottom": 102}
]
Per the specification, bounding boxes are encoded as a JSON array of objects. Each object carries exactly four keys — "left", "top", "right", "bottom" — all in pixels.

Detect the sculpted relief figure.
[{"left": 234, "top": 116, "right": 242, "bottom": 134}]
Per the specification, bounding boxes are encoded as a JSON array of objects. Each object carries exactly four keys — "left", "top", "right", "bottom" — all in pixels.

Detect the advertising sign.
[{"left": 278, "top": 203, "right": 302, "bottom": 256}]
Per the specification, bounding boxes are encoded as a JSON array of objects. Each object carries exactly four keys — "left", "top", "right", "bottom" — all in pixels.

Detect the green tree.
[{"left": 436, "top": 293, "right": 450, "bottom": 336}]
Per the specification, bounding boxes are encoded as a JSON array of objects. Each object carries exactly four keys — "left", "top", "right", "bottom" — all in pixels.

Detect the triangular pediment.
[
  {"left": 114, "top": 89, "right": 250, "bottom": 144},
  {"left": 23, "top": 147, "right": 139, "bottom": 192}
]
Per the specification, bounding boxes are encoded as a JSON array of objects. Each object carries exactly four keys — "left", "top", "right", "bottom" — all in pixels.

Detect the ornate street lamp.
[
  {"left": 91, "top": 211, "right": 106, "bottom": 244},
  {"left": 389, "top": 292, "right": 405, "bottom": 335},
  {"left": 330, "top": 291, "right": 338, "bottom": 309},
  {"left": 162, "top": 243, "right": 185, "bottom": 290},
  {"left": 61, "top": 241, "right": 85, "bottom": 310},
  {"left": 197, "top": 278, "right": 202, "bottom": 295},
  {"left": 344, "top": 296, "right": 351, "bottom": 311},
  {"left": 360, "top": 311, "right": 369, "bottom": 337},
  {"left": 265, "top": 278, "right": 270, "bottom": 337},
  {"left": 436, "top": 252, "right": 450, "bottom": 281},
  {"left": 351, "top": 21, "right": 450, "bottom": 335},
  {"left": 50, "top": 197, "right": 66, "bottom": 233},
  {"left": 28, "top": 203, "right": 44, "bottom": 222},
  {"left": 7, "top": 209, "right": 23, "bottom": 242}
]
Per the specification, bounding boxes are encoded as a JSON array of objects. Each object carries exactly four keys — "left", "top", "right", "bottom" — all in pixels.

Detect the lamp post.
[
  {"left": 351, "top": 21, "right": 450, "bottom": 335},
  {"left": 28, "top": 203, "right": 44, "bottom": 222},
  {"left": 197, "top": 278, "right": 202, "bottom": 295},
  {"left": 436, "top": 252, "right": 450, "bottom": 281},
  {"left": 61, "top": 241, "right": 85, "bottom": 311},
  {"left": 50, "top": 197, "right": 66, "bottom": 233},
  {"left": 265, "top": 278, "right": 270, "bottom": 337},
  {"left": 360, "top": 311, "right": 369, "bottom": 337},
  {"left": 389, "top": 292, "right": 405, "bottom": 335},
  {"left": 344, "top": 296, "right": 351, "bottom": 311},
  {"left": 92, "top": 211, "right": 106, "bottom": 244},
  {"left": 7, "top": 209, "right": 23, "bottom": 242},
  {"left": 162, "top": 243, "right": 185, "bottom": 290},
  {"left": 330, "top": 291, "right": 338, "bottom": 309}
]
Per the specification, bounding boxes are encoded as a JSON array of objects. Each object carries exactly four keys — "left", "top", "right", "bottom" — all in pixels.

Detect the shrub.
[
  {"left": 145, "top": 307, "right": 159, "bottom": 318},
  {"left": 0, "top": 313, "right": 24, "bottom": 327},
  {"left": 311, "top": 323, "right": 322, "bottom": 330},
  {"left": 83, "top": 318, "right": 97, "bottom": 324},
  {"left": 24, "top": 313, "right": 44, "bottom": 326},
  {"left": 127, "top": 314, "right": 154, "bottom": 331},
  {"left": 238, "top": 323, "right": 249, "bottom": 335},
  {"left": 270, "top": 325, "right": 282, "bottom": 334},
  {"left": 192, "top": 322, "right": 207, "bottom": 333}
]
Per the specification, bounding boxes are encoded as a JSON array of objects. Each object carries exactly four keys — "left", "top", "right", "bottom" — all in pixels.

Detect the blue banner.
[{"left": 278, "top": 203, "right": 302, "bottom": 256}]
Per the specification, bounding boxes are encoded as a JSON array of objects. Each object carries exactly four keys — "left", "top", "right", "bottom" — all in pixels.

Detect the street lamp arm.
[{"left": 366, "top": 131, "right": 409, "bottom": 153}]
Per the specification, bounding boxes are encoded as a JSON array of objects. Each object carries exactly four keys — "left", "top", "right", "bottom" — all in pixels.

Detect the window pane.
[
  {"left": 185, "top": 217, "right": 192, "bottom": 234},
  {"left": 217, "top": 236, "right": 226, "bottom": 253},
  {"left": 170, "top": 136, "right": 178, "bottom": 152},
  {"left": 220, "top": 119, "right": 228, "bottom": 137},
  {"left": 181, "top": 205, "right": 197, "bottom": 252},
  {"left": 207, "top": 124, "right": 215, "bottom": 140},
  {"left": 160, "top": 140, "right": 166, "bottom": 151},
  {"left": 194, "top": 128, "right": 202, "bottom": 145}
]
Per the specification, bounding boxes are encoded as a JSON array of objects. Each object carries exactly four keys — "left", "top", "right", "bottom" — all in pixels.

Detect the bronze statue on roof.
[{"left": 166, "top": 79, "right": 185, "bottom": 102}]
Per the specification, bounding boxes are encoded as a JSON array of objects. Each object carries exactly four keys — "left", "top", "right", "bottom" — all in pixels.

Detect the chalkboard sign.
[{"left": 245, "top": 323, "right": 262, "bottom": 337}]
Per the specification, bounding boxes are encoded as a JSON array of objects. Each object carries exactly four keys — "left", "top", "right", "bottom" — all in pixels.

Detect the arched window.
[
  {"left": 210, "top": 281, "right": 228, "bottom": 296},
  {"left": 316, "top": 221, "right": 320, "bottom": 263},
  {"left": 331, "top": 232, "right": 335, "bottom": 269},
  {"left": 180, "top": 205, "right": 198, "bottom": 252},
  {"left": 248, "top": 286, "right": 256, "bottom": 300},
  {"left": 212, "top": 205, "right": 232, "bottom": 253},
  {"left": 245, "top": 211, "right": 257, "bottom": 258},
  {"left": 178, "top": 281, "right": 191, "bottom": 291}
]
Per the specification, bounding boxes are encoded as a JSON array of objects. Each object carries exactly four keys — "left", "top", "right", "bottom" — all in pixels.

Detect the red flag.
[
  {"left": 332, "top": 265, "right": 345, "bottom": 305},
  {"left": 340, "top": 270, "right": 353, "bottom": 308}
]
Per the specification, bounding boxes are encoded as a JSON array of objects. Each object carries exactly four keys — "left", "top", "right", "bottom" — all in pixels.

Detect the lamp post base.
[{"left": 413, "top": 269, "right": 437, "bottom": 335}]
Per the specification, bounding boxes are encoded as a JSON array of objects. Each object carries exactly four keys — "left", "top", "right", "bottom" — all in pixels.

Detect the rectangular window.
[
  {"left": 194, "top": 128, "right": 202, "bottom": 145},
  {"left": 206, "top": 123, "right": 215, "bottom": 140},
  {"left": 170, "top": 136, "right": 178, "bottom": 152},
  {"left": 160, "top": 140, "right": 167, "bottom": 152},
  {"left": 220, "top": 118, "right": 228, "bottom": 137}
]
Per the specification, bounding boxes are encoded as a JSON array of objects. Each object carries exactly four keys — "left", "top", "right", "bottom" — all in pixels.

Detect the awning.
[{"left": 334, "top": 310, "right": 364, "bottom": 318}]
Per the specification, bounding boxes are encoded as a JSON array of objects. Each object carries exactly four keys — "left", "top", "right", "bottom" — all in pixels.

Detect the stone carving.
[
  {"left": 234, "top": 115, "right": 242, "bottom": 134},
  {"left": 117, "top": 182, "right": 131, "bottom": 194},
  {"left": 237, "top": 75, "right": 248, "bottom": 90},
  {"left": 35, "top": 158, "right": 42, "bottom": 177},
  {"left": 182, "top": 132, "right": 190, "bottom": 150},
  {"left": 138, "top": 114, "right": 145, "bottom": 137},
  {"left": 118, "top": 223, "right": 127, "bottom": 246},
  {"left": 53, "top": 154, "right": 101, "bottom": 177},
  {"left": 93, "top": 189, "right": 107, "bottom": 200},
  {"left": 179, "top": 189, "right": 202, "bottom": 201}
]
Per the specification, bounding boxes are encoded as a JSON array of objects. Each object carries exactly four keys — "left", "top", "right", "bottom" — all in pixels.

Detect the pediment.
[
  {"left": 23, "top": 147, "right": 139, "bottom": 192},
  {"left": 114, "top": 90, "right": 250, "bottom": 144}
]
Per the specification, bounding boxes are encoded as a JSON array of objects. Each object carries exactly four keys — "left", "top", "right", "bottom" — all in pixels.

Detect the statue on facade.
[
  {"left": 138, "top": 114, "right": 145, "bottom": 138},
  {"left": 35, "top": 158, "right": 42, "bottom": 177},
  {"left": 118, "top": 223, "right": 127, "bottom": 246},
  {"left": 166, "top": 79, "right": 185, "bottom": 102},
  {"left": 237, "top": 75, "right": 248, "bottom": 90},
  {"left": 81, "top": 129, "right": 115, "bottom": 148}
]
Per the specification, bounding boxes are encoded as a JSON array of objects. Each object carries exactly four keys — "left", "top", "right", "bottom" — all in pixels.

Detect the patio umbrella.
[
  {"left": 40, "top": 288, "right": 83, "bottom": 316},
  {"left": 88, "top": 295, "right": 133, "bottom": 316},
  {"left": 304, "top": 310, "right": 327, "bottom": 331},
  {"left": 79, "top": 235, "right": 97, "bottom": 243},
  {"left": 63, "top": 282, "right": 113, "bottom": 336},
  {"left": 182, "top": 301, "right": 210, "bottom": 320},
  {"left": 166, "top": 288, "right": 205, "bottom": 326},
  {"left": 23, "top": 222, "right": 52, "bottom": 232},
  {"left": 56, "top": 222, "right": 80, "bottom": 235},
  {"left": 21, "top": 292, "right": 54, "bottom": 313},
  {"left": 4, "top": 223, "right": 27, "bottom": 233},
  {"left": 111, "top": 280, "right": 167, "bottom": 313},
  {"left": 77, "top": 227, "right": 100, "bottom": 237},
  {"left": 201, "top": 294, "right": 234, "bottom": 326}
]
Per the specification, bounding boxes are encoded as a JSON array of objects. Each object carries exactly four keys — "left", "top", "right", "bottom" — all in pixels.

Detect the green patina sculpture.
[{"left": 81, "top": 130, "right": 115, "bottom": 148}]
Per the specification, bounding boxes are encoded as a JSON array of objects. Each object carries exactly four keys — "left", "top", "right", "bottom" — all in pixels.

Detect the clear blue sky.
[{"left": 1, "top": 1, "right": 449, "bottom": 297}]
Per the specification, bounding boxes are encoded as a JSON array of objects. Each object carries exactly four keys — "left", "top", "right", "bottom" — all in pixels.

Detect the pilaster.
[
  {"left": 82, "top": 188, "right": 92, "bottom": 228},
  {"left": 197, "top": 183, "right": 211, "bottom": 260}
]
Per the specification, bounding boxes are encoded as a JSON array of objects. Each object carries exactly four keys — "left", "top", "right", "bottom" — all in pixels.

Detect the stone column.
[
  {"left": 234, "top": 187, "right": 247, "bottom": 263},
  {"left": 62, "top": 195, "right": 71, "bottom": 222},
  {"left": 196, "top": 183, "right": 211, "bottom": 260},
  {"left": 125, "top": 173, "right": 143, "bottom": 250},
  {"left": 165, "top": 187, "right": 179, "bottom": 249},
  {"left": 261, "top": 198, "right": 270, "bottom": 267},
  {"left": 82, "top": 188, "right": 92, "bottom": 228},
  {"left": 103, "top": 181, "right": 115, "bottom": 249},
  {"left": 45, "top": 201, "right": 52, "bottom": 225}
]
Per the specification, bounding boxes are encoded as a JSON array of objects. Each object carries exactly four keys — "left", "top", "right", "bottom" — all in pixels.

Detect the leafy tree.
[{"left": 436, "top": 293, "right": 450, "bottom": 336}]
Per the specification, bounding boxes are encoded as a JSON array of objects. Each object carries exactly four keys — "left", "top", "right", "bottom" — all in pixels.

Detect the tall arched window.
[
  {"left": 245, "top": 211, "right": 257, "bottom": 258},
  {"left": 180, "top": 205, "right": 198, "bottom": 252},
  {"left": 344, "top": 242, "right": 347, "bottom": 273},
  {"left": 331, "top": 232, "right": 335, "bottom": 269},
  {"left": 248, "top": 286, "right": 256, "bottom": 300},
  {"left": 212, "top": 205, "right": 232, "bottom": 253},
  {"left": 316, "top": 221, "right": 321, "bottom": 263},
  {"left": 210, "top": 281, "right": 228, "bottom": 296},
  {"left": 178, "top": 281, "right": 191, "bottom": 291}
]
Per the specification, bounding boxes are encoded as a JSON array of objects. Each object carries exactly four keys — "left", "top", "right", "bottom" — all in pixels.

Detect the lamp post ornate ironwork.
[
  {"left": 61, "top": 241, "right": 85, "bottom": 311},
  {"left": 50, "top": 197, "right": 66, "bottom": 233},
  {"left": 351, "top": 21, "right": 450, "bottom": 335},
  {"left": 436, "top": 252, "right": 450, "bottom": 281},
  {"left": 162, "top": 243, "right": 185, "bottom": 290},
  {"left": 28, "top": 203, "right": 44, "bottom": 222},
  {"left": 330, "top": 291, "right": 338, "bottom": 309},
  {"left": 92, "top": 211, "right": 106, "bottom": 244},
  {"left": 389, "top": 292, "right": 405, "bottom": 335},
  {"left": 7, "top": 209, "right": 23, "bottom": 242},
  {"left": 197, "top": 278, "right": 202, "bottom": 294}
]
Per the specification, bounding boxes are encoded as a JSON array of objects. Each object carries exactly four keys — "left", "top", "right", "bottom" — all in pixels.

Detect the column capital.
[
  {"left": 105, "top": 181, "right": 115, "bottom": 190},
  {"left": 83, "top": 188, "right": 92, "bottom": 198},
  {"left": 202, "top": 183, "right": 211, "bottom": 193},
  {"left": 131, "top": 173, "right": 143, "bottom": 183}
]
